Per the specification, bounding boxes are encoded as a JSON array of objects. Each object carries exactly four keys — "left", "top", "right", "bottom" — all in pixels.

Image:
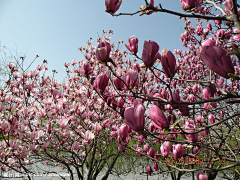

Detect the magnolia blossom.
[
  {"left": 118, "top": 124, "right": 129, "bottom": 143},
  {"left": 71, "top": 142, "right": 79, "bottom": 151},
  {"left": 92, "top": 122, "right": 102, "bottom": 133},
  {"left": 125, "top": 36, "right": 138, "bottom": 54},
  {"left": 193, "top": 147, "right": 200, "bottom": 154},
  {"left": 149, "top": 105, "right": 169, "bottom": 129},
  {"left": 82, "top": 62, "right": 93, "bottom": 78},
  {"left": 181, "top": 0, "right": 203, "bottom": 10},
  {"left": 208, "top": 114, "right": 215, "bottom": 124},
  {"left": 96, "top": 41, "right": 111, "bottom": 62},
  {"left": 84, "top": 130, "right": 95, "bottom": 142},
  {"left": 224, "top": 0, "right": 232, "bottom": 12},
  {"left": 160, "top": 141, "right": 172, "bottom": 158},
  {"left": 42, "top": 141, "right": 50, "bottom": 151},
  {"left": 197, "top": 172, "right": 208, "bottom": 180},
  {"left": 124, "top": 102, "right": 145, "bottom": 132},
  {"left": 7, "top": 158, "right": 15, "bottom": 166},
  {"left": 94, "top": 72, "right": 109, "bottom": 92},
  {"left": 161, "top": 48, "right": 178, "bottom": 78},
  {"left": 201, "top": 38, "right": 215, "bottom": 46},
  {"left": 118, "top": 144, "right": 126, "bottom": 151},
  {"left": 184, "top": 121, "right": 198, "bottom": 143},
  {"left": 153, "top": 162, "right": 159, "bottom": 171},
  {"left": 105, "top": 0, "right": 122, "bottom": 14},
  {"left": 200, "top": 46, "right": 235, "bottom": 79},
  {"left": 142, "top": 40, "right": 161, "bottom": 67},
  {"left": 114, "top": 77, "right": 124, "bottom": 90},
  {"left": 147, "top": 147, "right": 156, "bottom": 158},
  {"left": 125, "top": 70, "right": 138, "bottom": 88},
  {"left": 146, "top": 165, "right": 153, "bottom": 175},
  {"left": 173, "top": 144, "right": 186, "bottom": 160}
]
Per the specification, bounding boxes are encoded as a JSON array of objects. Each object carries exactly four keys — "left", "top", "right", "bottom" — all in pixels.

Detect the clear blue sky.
[{"left": 0, "top": 0, "right": 187, "bottom": 83}]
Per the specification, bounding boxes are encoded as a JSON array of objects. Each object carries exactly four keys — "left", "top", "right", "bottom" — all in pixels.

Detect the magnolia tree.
[
  {"left": 1, "top": 0, "right": 240, "bottom": 180},
  {"left": 92, "top": 0, "right": 240, "bottom": 179}
]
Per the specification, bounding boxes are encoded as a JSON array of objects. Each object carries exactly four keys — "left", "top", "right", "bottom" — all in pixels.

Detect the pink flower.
[
  {"left": 125, "top": 36, "right": 138, "bottom": 54},
  {"left": 149, "top": 105, "right": 169, "bottom": 129},
  {"left": 118, "top": 144, "right": 126, "bottom": 151},
  {"left": 105, "top": 0, "right": 122, "bottom": 14},
  {"left": 160, "top": 141, "right": 172, "bottom": 158},
  {"left": 197, "top": 172, "right": 208, "bottom": 180},
  {"left": 202, "top": 85, "right": 215, "bottom": 100},
  {"left": 82, "top": 62, "right": 93, "bottom": 78},
  {"left": 94, "top": 72, "right": 109, "bottom": 92},
  {"left": 200, "top": 46, "right": 235, "bottom": 79},
  {"left": 206, "top": 23, "right": 212, "bottom": 31},
  {"left": 125, "top": 70, "right": 138, "bottom": 88},
  {"left": 147, "top": 147, "right": 156, "bottom": 158},
  {"left": 179, "top": 102, "right": 189, "bottom": 116},
  {"left": 193, "top": 147, "right": 200, "bottom": 154},
  {"left": 153, "top": 162, "right": 159, "bottom": 171},
  {"left": 124, "top": 103, "right": 145, "bottom": 132},
  {"left": 201, "top": 38, "right": 216, "bottom": 46},
  {"left": 71, "top": 142, "right": 79, "bottom": 151},
  {"left": 137, "top": 147, "right": 143, "bottom": 157},
  {"left": 224, "top": 0, "right": 232, "bottom": 12},
  {"left": 9, "top": 139, "right": 21, "bottom": 151},
  {"left": 114, "top": 77, "right": 124, "bottom": 90},
  {"left": 84, "top": 130, "right": 95, "bottom": 142},
  {"left": 30, "top": 143, "right": 38, "bottom": 152},
  {"left": 96, "top": 41, "right": 111, "bottom": 62},
  {"left": 171, "top": 92, "right": 181, "bottom": 109},
  {"left": 60, "top": 119, "right": 69, "bottom": 129},
  {"left": 117, "top": 97, "right": 124, "bottom": 108},
  {"left": 92, "top": 122, "right": 102, "bottom": 133},
  {"left": 7, "top": 158, "right": 15, "bottom": 166},
  {"left": 149, "top": 0, "right": 154, "bottom": 7},
  {"left": 208, "top": 114, "right": 215, "bottom": 124},
  {"left": 181, "top": 0, "right": 203, "bottom": 10},
  {"left": 161, "top": 48, "right": 178, "bottom": 78},
  {"left": 118, "top": 124, "right": 129, "bottom": 143},
  {"left": 184, "top": 121, "right": 198, "bottom": 143},
  {"left": 143, "top": 144, "right": 149, "bottom": 152},
  {"left": 42, "top": 141, "right": 50, "bottom": 151},
  {"left": 142, "top": 40, "right": 161, "bottom": 67},
  {"left": 146, "top": 165, "right": 153, "bottom": 175},
  {"left": 173, "top": 144, "right": 186, "bottom": 160}
]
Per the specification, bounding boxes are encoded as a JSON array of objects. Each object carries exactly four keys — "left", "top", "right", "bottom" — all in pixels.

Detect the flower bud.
[
  {"left": 147, "top": 147, "right": 156, "bottom": 158},
  {"left": 114, "top": 77, "right": 124, "bottom": 90},
  {"left": 96, "top": 41, "right": 111, "bottom": 62},
  {"left": 142, "top": 40, "right": 161, "bottom": 67},
  {"left": 125, "top": 70, "right": 138, "bottom": 88},
  {"left": 161, "top": 49, "right": 178, "bottom": 78},
  {"left": 224, "top": 0, "right": 232, "bottom": 12},
  {"left": 149, "top": 105, "right": 169, "bottom": 129},
  {"left": 197, "top": 172, "right": 208, "bottom": 180},
  {"left": 208, "top": 114, "right": 215, "bottom": 124},
  {"left": 124, "top": 103, "right": 145, "bottom": 132},
  {"left": 146, "top": 165, "right": 153, "bottom": 175},
  {"left": 125, "top": 36, "right": 138, "bottom": 54},
  {"left": 94, "top": 72, "right": 109, "bottom": 92},
  {"left": 200, "top": 46, "right": 235, "bottom": 79},
  {"left": 173, "top": 144, "right": 186, "bottom": 160},
  {"left": 181, "top": 0, "right": 203, "bottom": 11},
  {"left": 82, "top": 62, "right": 93, "bottom": 78},
  {"left": 160, "top": 141, "right": 172, "bottom": 158},
  {"left": 105, "top": 0, "right": 122, "bottom": 14}
]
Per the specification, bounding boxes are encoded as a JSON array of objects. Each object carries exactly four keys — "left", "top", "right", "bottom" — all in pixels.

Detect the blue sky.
[{"left": 0, "top": 0, "right": 188, "bottom": 83}]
